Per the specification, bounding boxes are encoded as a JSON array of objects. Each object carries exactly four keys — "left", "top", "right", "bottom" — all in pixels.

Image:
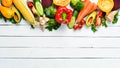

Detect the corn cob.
[{"left": 12, "top": 0, "right": 37, "bottom": 26}]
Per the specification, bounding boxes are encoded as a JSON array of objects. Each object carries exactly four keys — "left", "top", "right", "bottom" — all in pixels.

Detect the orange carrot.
[
  {"left": 88, "top": 3, "right": 97, "bottom": 14},
  {"left": 76, "top": 1, "right": 97, "bottom": 23},
  {"left": 83, "top": 0, "right": 90, "bottom": 5},
  {"left": 76, "top": 0, "right": 91, "bottom": 23},
  {"left": 76, "top": 2, "right": 93, "bottom": 23}
]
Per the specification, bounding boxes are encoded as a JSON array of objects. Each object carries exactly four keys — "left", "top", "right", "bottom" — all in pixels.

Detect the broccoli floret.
[
  {"left": 70, "top": 0, "right": 84, "bottom": 11},
  {"left": 46, "top": 19, "right": 61, "bottom": 31},
  {"left": 44, "top": 5, "right": 56, "bottom": 18}
]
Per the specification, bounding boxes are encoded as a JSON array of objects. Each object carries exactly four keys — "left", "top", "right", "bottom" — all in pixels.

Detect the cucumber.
[
  {"left": 68, "top": 16, "right": 76, "bottom": 29},
  {"left": 73, "top": 10, "right": 78, "bottom": 18},
  {"left": 33, "top": 0, "right": 44, "bottom": 16},
  {"left": 68, "top": 10, "right": 78, "bottom": 29}
]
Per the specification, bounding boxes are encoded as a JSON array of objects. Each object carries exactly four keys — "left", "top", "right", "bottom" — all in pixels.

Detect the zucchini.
[
  {"left": 33, "top": 0, "right": 44, "bottom": 16},
  {"left": 68, "top": 10, "right": 78, "bottom": 29}
]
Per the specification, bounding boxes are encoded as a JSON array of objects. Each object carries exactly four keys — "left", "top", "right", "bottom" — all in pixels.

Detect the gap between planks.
[
  {"left": 0, "top": 57, "right": 120, "bottom": 59},
  {"left": 1, "top": 35, "right": 120, "bottom": 38}
]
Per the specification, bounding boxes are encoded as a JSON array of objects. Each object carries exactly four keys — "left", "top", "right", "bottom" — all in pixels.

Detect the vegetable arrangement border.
[{"left": 0, "top": 0, "right": 120, "bottom": 32}]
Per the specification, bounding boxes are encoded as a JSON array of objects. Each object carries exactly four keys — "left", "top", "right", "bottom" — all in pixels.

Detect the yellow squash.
[
  {"left": 0, "top": 6, "right": 13, "bottom": 18},
  {"left": 2, "top": 0, "right": 13, "bottom": 7},
  {"left": 53, "top": 0, "right": 70, "bottom": 6},
  {"left": 98, "top": 0, "right": 114, "bottom": 14}
]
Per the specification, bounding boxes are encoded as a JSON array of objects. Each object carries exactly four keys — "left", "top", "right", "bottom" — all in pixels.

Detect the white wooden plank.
[
  {"left": 0, "top": 37, "right": 120, "bottom": 47},
  {"left": 1, "top": 26, "right": 120, "bottom": 36},
  {"left": 0, "top": 59, "right": 120, "bottom": 68},
  {"left": 0, "top": 48, "right": 120, "bottom": 58}
]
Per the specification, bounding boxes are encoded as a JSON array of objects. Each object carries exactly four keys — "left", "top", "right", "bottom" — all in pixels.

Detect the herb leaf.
[
  {"left": 102, "top": 16, "right": 107, "bottom": 27},
  {"left": 46, "top": 19, "right": 61, "bottom": 31},
  {"left": 9, "top": 18, "right": 17, "bottom": 24},
  {"left": 112, "top": 11, "right": 119, "bottom": 24},
  {"left": 91, "top": 24, "right": 97, "bottom": 32}
]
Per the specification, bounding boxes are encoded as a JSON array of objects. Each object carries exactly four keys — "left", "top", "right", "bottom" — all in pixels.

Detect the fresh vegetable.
[
  {"left": 86, "top": 11, "right": 97, "bottom": 26},
  {"left": 53, "top": 0, "right": 70, "bottom": 6},
  {"left": 46, "top": 19, "right": 61, "bottom": 31},
  {"left": 112, "top": 10, "right": 119, "bottom": 24},
  {"left": 105, "top": 10, "right": 119, "bottom": 22},
  {"left": 0, "top": 12, "right": 8, "bottom": 22},
  {"left": 0, "top": 6, "right": 13, "bottom": 19},
  {"left": 95, "top": 11, "right": 103, "bottom": 26},
  {"left": 2, "top": 0, "right": 12, "bottom": 7},
  {"left": 33, "top": 0, "right": 44, "bottom": 16},
  {"left": 73, "top": 24, "right": 82, "bottom": 30},
  {"left": 11, "top": 6, "right": 21, "bottom": 23},
  {"left": 44, "top": 5, "right": 56, "bottom": 18},
  {"left": 73, "top": 19, "right": 85, "bottom": 30},
  {"left": 91, "top": 24, "right": 97, "bottom": 32},
  {"left": 0, "top": 0, "right": 119, "bottom": 32},
  {"left": 55, "top": 6, "right": 73, "bottom": 24},
  {"left": 98, "top": 0, "right": 114, "bottom": 14},
  {"left": 27, "top": 1, "right": 38, "bottom": 16},
  {"left": 39, "top": 15, "right": 50, "bottom": 31},
  {"left": 9, "top": 18, "right": 17, "bottom": 24},
  {"left": 113, "top": 0, "right": 120, "bottom": 10},
  {"left": 13, "top": 0, "right": 38, "bottom": 26},
  {"left": 76, "top": 0, "right": 97, "bottom": 23},
  {"left": 68, "top": 10, "right": 78, "bottom": 29},
  {"left": 68, "top": 17, "right": 76, "bottom": 29},
  {"left": 41, "top": 0, "right": 53, "bottom": 8},
  {"left": 102, "top": 16, "right": 107, "bottom": 27},
  {"left": 70, "top": 0, "right": 84, "bottom": 11}
]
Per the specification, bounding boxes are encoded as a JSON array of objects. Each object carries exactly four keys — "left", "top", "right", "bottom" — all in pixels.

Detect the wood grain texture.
[
  {"left": 0, "top": 59, "right": 120, "bottom": 68},
  {"left": 0, "top": 48, "right": 120, "bottom": 58}
]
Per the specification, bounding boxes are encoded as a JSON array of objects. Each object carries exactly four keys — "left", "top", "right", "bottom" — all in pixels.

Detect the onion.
[
  {"left": 41, "top": 0, "right": 53, "bottom": 8},
  {"left": 113, "top": 0, "right": 120, "bottom": 10}
]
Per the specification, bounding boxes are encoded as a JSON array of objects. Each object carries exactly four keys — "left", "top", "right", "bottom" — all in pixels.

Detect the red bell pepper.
[{"left": 55, "top": 6, "right": 73, "bottom": 24}]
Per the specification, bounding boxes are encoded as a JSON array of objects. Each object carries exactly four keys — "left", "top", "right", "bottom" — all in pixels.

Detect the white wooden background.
[{"left": 0, "top": 0, "right": 120, "bottom": 67}]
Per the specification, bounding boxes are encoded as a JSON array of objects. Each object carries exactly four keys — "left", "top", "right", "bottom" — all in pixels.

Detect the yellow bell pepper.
[
  {"left": 53, "top": 0, "right": 70, "bottom": 6},
  {"left": 98, "top": 0, "right": 114, "bottom": 14}
]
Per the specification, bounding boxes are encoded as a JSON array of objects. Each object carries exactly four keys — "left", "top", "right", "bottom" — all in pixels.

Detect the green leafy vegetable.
[
  {"left": 112, "top": 11, "right": 119, "bottom": 24},
  {"left": 0, "top": 13, "right": 8, "bottom": 22},
  {"left": 46, "top": 19, "right": 61, "bottom": 31},
  {"left": 9, "top": 18, "right": 17, "bottom": 24},
  {"left": 91, "top": 24, "right": 97, "bottom": 32},
  {"left": 70, "top": 0, "right": 84, "bottom": 11},
  {"left": 44, "top": 5, "right": 56, "bottom": 18},
  {"left": 102, "top": 16, "right": 107, "bottom": 27}
]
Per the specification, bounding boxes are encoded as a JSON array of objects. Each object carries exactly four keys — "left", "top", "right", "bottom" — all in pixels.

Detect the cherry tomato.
[
  {"left": 73, "top": 25, "right": 78, "bottom": 30},
  {"left": 77, "top": 24, "right": 82, "bottom": 29}
]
